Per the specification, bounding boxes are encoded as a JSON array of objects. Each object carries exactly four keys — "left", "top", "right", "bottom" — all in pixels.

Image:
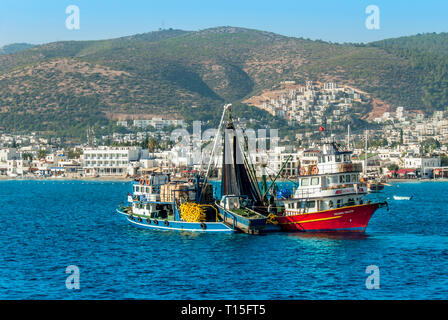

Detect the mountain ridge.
[{"left": 0, "top": 27, "right": 447, "bottom": 136}]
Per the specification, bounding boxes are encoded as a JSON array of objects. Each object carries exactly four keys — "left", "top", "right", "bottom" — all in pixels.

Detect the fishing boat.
[
  {"left": 211, "top": 104, "right": 279, "bottom": 234},
  {"left": 276, "top": 141, "right": 388, "bottom": 232},
  {"left": 116, "top": 173, "right": 235, "bottom": 233}
]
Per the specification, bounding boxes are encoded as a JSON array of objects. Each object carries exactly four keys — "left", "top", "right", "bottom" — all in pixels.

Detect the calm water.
[{"left": 0, "top": 180, "right": 447, "bottom": 299}]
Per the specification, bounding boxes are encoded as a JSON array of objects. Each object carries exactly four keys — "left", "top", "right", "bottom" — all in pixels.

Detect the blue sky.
[{"left": 0, "top": 0, "right": 447, "bottom": 46}]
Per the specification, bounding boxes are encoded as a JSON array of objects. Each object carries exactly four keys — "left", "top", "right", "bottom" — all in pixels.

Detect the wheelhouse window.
[
  {"left": 306, "top": 201, "right": 316, "bottom": 209},
  {"left": 335, "top": 155, "right": 341, "bottom": 162},
  {"left": 346, "top": 174, "right": 351, "bottom": 182},
  {"left": 311, "top": 177, "right": 319, "bottom": 186},
  {"left": 339, "top": 175, "right": 345, "bottom": 183},
  {"left": 301, "top": 178, "right": 310, "bottom": 186}
]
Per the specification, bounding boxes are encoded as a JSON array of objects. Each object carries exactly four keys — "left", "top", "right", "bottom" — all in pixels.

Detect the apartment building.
[{"left": 82, "top": 146, "right": 148, "bottom": 176}]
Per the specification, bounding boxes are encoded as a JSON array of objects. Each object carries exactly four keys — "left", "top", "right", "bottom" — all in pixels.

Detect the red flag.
[{"left": 319, "top": 126, "right": 325, "bottom": 132}]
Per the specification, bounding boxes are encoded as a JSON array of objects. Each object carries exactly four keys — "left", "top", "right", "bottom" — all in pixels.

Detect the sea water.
[{"left": 0, "top": 180, "right": 447, "bottom": 299}]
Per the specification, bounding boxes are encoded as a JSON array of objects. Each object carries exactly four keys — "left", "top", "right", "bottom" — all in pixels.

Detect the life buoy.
[
  {"left": 299, "top": 167, "right": 306, "bottom": 176},
  {"left": 139, "top": 178, "right": 145, "bottom": 185},
  {"left": 345, "top": 163, "right": 353, "bottom": 172},
  {"left": 129, "top": 215, "right": 134, "bottom": 220},
  {"left": 200, "top": 223, "right": 207, "bottom": 230},
  {"left": 312, "top": 166, "right": 319, "bottom": 175},
  {"left": 146, "top": 218, "right": 151, "bottom": 224},
  {"left": 164, "top": 220, "right": 169, "bottom": 226},
  {"left": 138, "top": 217, "right": 142, "bottom": 222},
  {"left": 153, "top": 219, "right": 159, "bottom": 225},
  {"left": 146, "top": 179, "right": 150, "bottom": 186}
]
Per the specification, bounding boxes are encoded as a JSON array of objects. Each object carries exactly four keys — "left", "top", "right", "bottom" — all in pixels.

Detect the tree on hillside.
[
  {"left": 148, "top": 137, "right": 159, "bottom": 154},
  {"left": 22, "top": 153, "right": 33, "bottom": 161},
  {"left": 421, "top": 138, "right": 440, "bottom": 154},
  {"left": 441, "top": 154, "right": 448, "bottom": 167},
  {"left": 388, "top": 164, "right": 399, "bottom": 172},
  {"left": 37, "top": 149, "right": 47, "bottom": 160}
]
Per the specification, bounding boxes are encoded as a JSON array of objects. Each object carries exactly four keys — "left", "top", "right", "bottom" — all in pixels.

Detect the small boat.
[
  {"left": 393, "top": 195, "right": 413, "bottom": 201},
  {"left": 116, "top": 173, "right": 235, "bottom": 233}
]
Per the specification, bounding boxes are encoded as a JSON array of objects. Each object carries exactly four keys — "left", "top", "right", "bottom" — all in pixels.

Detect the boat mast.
[
  {"left": 204, "top": 104, "right": 230, "bottom": 179},
  {"left": 199, "top": 104, "right": 230, "bottom": 202},
  {"left": 347, "top": 124, "right": 351, "bottom": 151},
  {"left": 364, "top": 129, "right": 368, "bottom": 175}
]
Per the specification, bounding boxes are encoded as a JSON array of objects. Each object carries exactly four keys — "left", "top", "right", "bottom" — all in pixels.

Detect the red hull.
[{"left": 276, "top": 203, "right": 380, "bottom": 232}]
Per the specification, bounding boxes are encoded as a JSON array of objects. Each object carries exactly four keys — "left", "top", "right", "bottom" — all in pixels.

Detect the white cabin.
[{"left": 284, "top": 142, "right": 368, "bottom": 215}]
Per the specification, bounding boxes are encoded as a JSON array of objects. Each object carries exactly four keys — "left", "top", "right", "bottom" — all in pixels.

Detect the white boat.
[{"left": 393, "top": 195, "right": 413, "bottom": 201}]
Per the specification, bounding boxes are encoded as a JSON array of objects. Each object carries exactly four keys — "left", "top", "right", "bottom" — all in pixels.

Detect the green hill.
[
  {"left": 0, "top": 43, "right": 35, "bottom": 55},
  {"left": 368, "top": 33, "right": 448, "bottom": 111},
  {"left": 0, "top": 27, "right": 447, "bottom": 137}
]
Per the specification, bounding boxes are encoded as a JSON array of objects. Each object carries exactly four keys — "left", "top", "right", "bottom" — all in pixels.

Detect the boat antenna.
[
  {"left": 347, "top": 124, "right": 351, "bottom": 151},
  {"left": 364, "top": 129, "right": 368, "bottom": 175}
]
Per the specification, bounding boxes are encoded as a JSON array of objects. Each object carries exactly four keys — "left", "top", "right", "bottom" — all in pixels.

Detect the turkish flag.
[{"left": 319, "top": 126, "right": 325, "bottom": 131}]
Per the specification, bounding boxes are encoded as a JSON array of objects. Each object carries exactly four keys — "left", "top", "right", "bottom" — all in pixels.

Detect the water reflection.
[{"left": 285, "top": 231, "right": 370, "bottom": 241}]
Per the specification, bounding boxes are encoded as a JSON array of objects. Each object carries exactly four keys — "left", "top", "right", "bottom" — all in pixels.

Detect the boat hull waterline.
[
  {"left": 116, "top": 208, "right": 235, "bottom": 233},
  {"left": 276, "top": 203, "right": 383, "bottom": 232}
]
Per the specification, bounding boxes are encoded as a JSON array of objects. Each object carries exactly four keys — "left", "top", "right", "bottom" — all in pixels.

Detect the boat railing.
[
  {"left": 293, "top": 187, "right": 322, "bottom": 199},
  {"left": 300, "top": 162, "right": 362, "bottom": 175}
]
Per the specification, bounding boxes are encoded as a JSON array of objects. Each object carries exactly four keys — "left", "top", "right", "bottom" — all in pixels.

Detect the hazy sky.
[{"left": 0, "top": 0, "right": 447, "bottom": 46}]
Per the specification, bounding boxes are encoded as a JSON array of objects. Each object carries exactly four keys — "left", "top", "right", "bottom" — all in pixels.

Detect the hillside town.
[
  {"left": 1, "top": 119, "right": 447, "bottom": 180},
  {"left": 247, "top": 81, "right": 371, "bottom": 130},
  {"left": 1, "top": 81, "right": 447, "bottom": 180}
]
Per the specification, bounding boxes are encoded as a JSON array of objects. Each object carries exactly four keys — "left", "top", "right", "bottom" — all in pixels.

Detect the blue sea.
[{"left": 0, "top": 180, "right": 447, "bottom": 300}]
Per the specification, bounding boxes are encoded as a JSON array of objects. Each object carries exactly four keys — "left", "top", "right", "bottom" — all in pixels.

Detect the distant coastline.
[
  {"left": 0, "top": 176, "right": 132, "bottom": 182},
  {"left": 2, "top": 176, "right": 447, "bottom": 183},
  {"left": 388, "top": 178, "right": 448, "bottom": 183}
]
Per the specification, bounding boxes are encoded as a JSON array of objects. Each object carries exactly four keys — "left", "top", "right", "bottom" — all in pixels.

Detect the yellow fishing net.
[{"left": 180, "top": 202, "right": 207, "bottom": 222}]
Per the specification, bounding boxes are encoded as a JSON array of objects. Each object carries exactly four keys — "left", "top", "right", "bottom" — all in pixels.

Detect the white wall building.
[
  {"left": 0, "top": 148, "right": 18, "bottom": 162},
  {"left": 82, "top": 146, "right": 148, "bottom": 176}
]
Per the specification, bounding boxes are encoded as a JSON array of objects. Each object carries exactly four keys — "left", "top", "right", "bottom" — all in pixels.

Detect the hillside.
[
  {"left": 0, "top": 27, "right": 447, "bottom": 136},
  {"left": 0, "top": 43, "right": 35, "bottom": 55},
  {"left": 368, "top": 33, "right": 448, "bottom": 112}
]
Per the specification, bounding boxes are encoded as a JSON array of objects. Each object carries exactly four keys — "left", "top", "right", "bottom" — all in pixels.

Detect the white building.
[
  {"left": 133, "top": 118, "right": 185, "bottom": 130},
  {"left": 6, "top": 159, "right": 30, "bottom": 177},
  {"left": 404, "top": 156, "right": 441, "bottom": 178},
  {"left": 82, "top": 146, "right": 148, "bottom": 176},
  {"left": 0, "top": 148, "right": 18, "bottom": 162}
]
